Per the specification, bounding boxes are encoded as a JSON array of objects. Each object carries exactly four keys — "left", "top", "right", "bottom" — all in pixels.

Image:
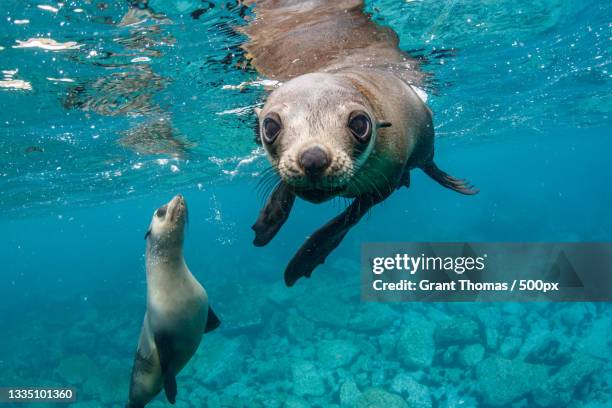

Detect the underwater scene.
[{"left": 1, "top": 0, "right": 611, "bottom": 407}]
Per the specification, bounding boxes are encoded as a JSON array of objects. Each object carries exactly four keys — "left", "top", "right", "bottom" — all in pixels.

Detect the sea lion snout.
[
  {"left": 170, "top": 193, "right": 184, "bottom": 205},
  {"left": 168, "top": 194, "right": 187, "bottom": 223},
  {"left": 146, "top": 195, "right": 188, "bottom": 242},
  {"left": 299, "top": 146, "right": 330, "bottom": 179}
]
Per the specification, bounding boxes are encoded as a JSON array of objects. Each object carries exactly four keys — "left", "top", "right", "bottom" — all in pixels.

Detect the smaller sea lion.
[{"left": 127, "top": 194, "right": 220, "bottom": 408}]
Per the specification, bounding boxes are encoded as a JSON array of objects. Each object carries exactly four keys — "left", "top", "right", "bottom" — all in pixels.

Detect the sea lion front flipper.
[
  {"left": 204, "top": 306, "right": 221, "bottom": 333},
  {"left": 153, "top": 332, "right": 178, "bottom": 404},
  {"left": 252, "top": 182, "right": 296, "bottom": 247},
  {"left": 284, "top": 194, "right": 384, "bottom": 287},
  {"left": 422, "top": 162, "right": 479, "bottom": 195}
]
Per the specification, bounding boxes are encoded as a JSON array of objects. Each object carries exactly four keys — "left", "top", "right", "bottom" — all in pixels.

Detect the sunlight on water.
[{"left": 0, "top": 0, "right": 609, "bottom": 215}]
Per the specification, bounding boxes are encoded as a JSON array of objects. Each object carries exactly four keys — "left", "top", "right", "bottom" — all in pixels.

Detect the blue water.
[{"left": 1, "top": 1, "right": 611, "bottom": 407}]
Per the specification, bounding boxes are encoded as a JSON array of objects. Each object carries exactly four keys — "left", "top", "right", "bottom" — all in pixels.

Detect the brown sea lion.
[{"left": 243, "top": 0, "right": 478, "bottom": 286}]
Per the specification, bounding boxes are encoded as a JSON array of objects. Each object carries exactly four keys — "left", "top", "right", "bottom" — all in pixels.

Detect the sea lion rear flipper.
[
  {"left": 252, "top": 182, "right": 296, "bottom": 246},
  {"left": 284, "top": 194, "right": 385, "bottom": 287},
  {"left": 154, "top": 332, "right": 178, "bottom": 404},
  {"left": 163, "top": 374, "right": 177, "bottom": 404},
  {"left": 422, "top": 162, "right": 479, "bottom": 195},
  {"left": 204, "top": 307, "right": 221, "bottom": 333}
]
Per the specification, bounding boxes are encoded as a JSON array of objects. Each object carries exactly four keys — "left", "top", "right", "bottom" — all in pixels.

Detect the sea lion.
[
  {"left": 127, "top": 194, "right": 221, "bottom": 408},
  {"left": 244, "top": 0, "right": 478, "bottom": 286}
]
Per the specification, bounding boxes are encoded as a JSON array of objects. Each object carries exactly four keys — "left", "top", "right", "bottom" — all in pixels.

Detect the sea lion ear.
[
  {"left": 377, "top": 121, "right": 392, "bottom": 129},
  {"left": 254, "top": 107, "right": 262, "bottom": 117},
  {"left": 144, "top": 227, "right": 151, "bottom": 240}
]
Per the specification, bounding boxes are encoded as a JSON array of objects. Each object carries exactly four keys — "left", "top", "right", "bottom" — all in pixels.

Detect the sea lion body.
[
  {"left": 245, "top": 0, "right": 477, "bottom": 286},
  {"left": 127, "top": 195, "right": 220, "bottom": 408}
]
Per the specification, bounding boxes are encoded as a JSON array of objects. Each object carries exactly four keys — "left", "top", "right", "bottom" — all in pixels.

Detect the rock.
[
  {"left": 222, "top": 382, "right": 253, "bottom": 399},
  {"left": 356, "top": 388, "right": 408, "bottom": 408},
  {"left": 371, "top": 369, "right": 385, "bottom": 387},
  {"left": 297, "top": 292, "right": 352, "bottom": 328},
  {"left": 499, "top": 336, "right": 523, "bottom": 359},
  {"left": 442, "top": 368, "right": 465, "bottom": 385},
  {"left": 339, "top": 378, "right": 361, "bottom": 408},
  {"left": 396, "top": 315, "right": 435, "bottom": 369},
  {"left": 390, "top": 373, "right": 414, "bottom": 394},
  {"left": 476, "top": 306, "right": 503, "bottom": 329},
  {"left": 348, "top": 304, "right": 398, "bottom": 332},
  {"left": 82, "top": 359, "right": 129, "bottom": 404},
  {"left": 55, "top": 354, "right": 97, "bottom": 384},
  {"left": 355, "top": 372, "right": 369, "bottom": 388},
  {"left": 580, "top": 316, "right": 611, "bottom": 359},
  {"left": 318, "top": 340, "right": 359, "bottom": 368},
  {"left": 251, "top": 355, "right": 290, "bottom": 381},
  {"left": 287, "top": 311, "right": 316, "bottom": 341},
  {"left": 559, "top": 303, "right": 590, "bottom": 327},
  {"left": 405, "top": 386, "right": 432, "bottom": 408},
  {"left": 218, "top": 284, "right": 264, "bottom": 331},
  {"left": 379, "top": 333, "right": 397, "bottom": 356},
  {"left": 522, "top": 333, "right": 570, "bottom": 365},
  {"left": 485, "top": 328, "right": 499, "bottom": 350},
  {"left": 502, "top": 303, "right": 526, "bottom": 317},
  {"left": 331, "top": 256, "right": 361, "bottom": 274},
  {"left": 434, "top": 317, "right": 480, "bottom": 346},
  {"left": 438, "top": 389, "right": 478, "bottom": 408},
  {"left": 390, "top": 374, "right": 432, "bottom": 408},
  {"left": 292, "top": 360, "right": 325, "bottom": 397},
  {"left": 284, "top": 396, "right": 310, "bottom": 408},
  {"left": 353, "top": 338, "right": 377, "bottom": 356},
  {"left": 207, "top": 394, "right": 222, "bottom": 408},
  {"left": 458, "top": 344, "right": 485, "bottom": 367},
  {"left": 195, "top": 334, "right": 249, "bottom": 387},
  {"left": 476, "top": 356, "right": 548, "bottom": 407},
  {"left": 256, "top": 393, "right": 283, "bottom": 408},
  {"left": 442, "top": 346, "right": 459, "bottom": 365},
  {"left": 533, "top": 354, "right": 602, "bottom": 407},
  {"left": 267, "top": 282, "right": 298, "bottom": 305}
]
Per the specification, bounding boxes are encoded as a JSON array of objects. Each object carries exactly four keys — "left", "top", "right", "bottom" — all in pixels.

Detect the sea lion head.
[
  {"left": 257, "top": 73, "right": 387, "bottom": 203},
  {"left": 145, "top": 194, "right": 188, "bottom": 248}
]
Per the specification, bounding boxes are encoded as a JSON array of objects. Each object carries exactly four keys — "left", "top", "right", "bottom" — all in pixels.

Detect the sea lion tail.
[{"left": 422, "top": 162, "right": 479, "bottom": 195}]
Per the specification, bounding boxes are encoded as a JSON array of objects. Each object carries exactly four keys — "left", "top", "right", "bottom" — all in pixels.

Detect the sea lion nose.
[{"left": 299, "top": 147, "right": 330, "bottom": 178}]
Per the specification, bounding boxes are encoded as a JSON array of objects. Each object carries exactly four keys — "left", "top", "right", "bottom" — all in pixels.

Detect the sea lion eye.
[
  {"left": 156, "top": 205, "right": 167, "bottom": 218},
  {"left": 262, "top": 114, "right": 282, "bottom": 144},
  {"left": 348, "top": 111, "right": 372, "bottom": 143}
]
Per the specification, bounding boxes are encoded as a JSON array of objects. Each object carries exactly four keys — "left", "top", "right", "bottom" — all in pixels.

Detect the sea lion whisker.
[
  {"left": 256, "top": 168, "right": 279, "bottom": 190},
  {"left": 256, "top": 174, "right": 280, "bottom": 201},
  {"left": 359, "top": 173, "right": 384, "bottom": 202},
  {"left": 262, "top": 174, "right": 281, "bottom": 198},
  {"left": 366, "top": 167, "right": 391, "bottom": 194},
  {"left": 368, "top": 156, "right": 394, "bottom": 189}
]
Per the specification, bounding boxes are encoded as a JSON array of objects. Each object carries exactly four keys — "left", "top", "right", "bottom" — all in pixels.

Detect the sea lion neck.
[{"left": 146, "top": 239, "right": 185, "bottom": 272}]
